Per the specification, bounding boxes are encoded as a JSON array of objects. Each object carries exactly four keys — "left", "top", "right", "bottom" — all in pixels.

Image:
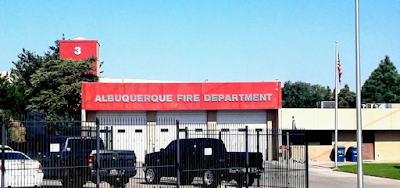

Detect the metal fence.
[{"left": 1, "top": 115, "right": 308, "bottom": 188}]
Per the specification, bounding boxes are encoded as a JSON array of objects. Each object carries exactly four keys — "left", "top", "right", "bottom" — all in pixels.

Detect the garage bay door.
[
  {"left": 155, "top": 111, "right": 207, "bottom": 152},
  {"left": 96, "top": 111, "right": 147, "bottom": 162},
  {"left": 216, "top": 110, "right": 268, "bottom": 160}
]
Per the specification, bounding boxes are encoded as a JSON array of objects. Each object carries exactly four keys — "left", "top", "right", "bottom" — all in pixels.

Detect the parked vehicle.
[
  {"left": 0, "top": 150, "right": 44, "bottom": 188},
  {"left": 89, "top": 149, "right": 137, "bottom": 188},
  {"left": 226, "top": 151, "right": 263, "bottom": 187},
  {"left": 40, "top": 135, "right": 136, "bottom": 188},
  {"left": 143, "top": 138, "right": 263, "bottom": 187},
  {"left": 0, "top": 145, "right": 14, "bottom": 151}
]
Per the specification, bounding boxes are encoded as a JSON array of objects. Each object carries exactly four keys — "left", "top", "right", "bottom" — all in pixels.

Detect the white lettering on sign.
[
  {"left": 74, "top": 47, "right": 81, "bottom": 55},
  {"left": 115, "top": 95, "right": 121, "bottom": 102},
  {"left": 177, "top": 94, "right": 201, "bottom": 102},
  {"left": 144, "top": 95, "right": 150, "bottom": 102},
  {"left": 137, "top": 95, "right": 143, "bottom": 102},
  {"left": 94, "top": 94, "right": 273, "bottom": 103},
  {"left": 211, "top": 94, "right": 218, "bottom": 102},
  {"left": 122, "top": 95, "right": 129, "bottom": 102},
  {"left": 194, "top": 95, "right": 200, "bottom": 102},
  {"left": 95, "top": 95, "right": 175, "bottom": 103},
  {"left": 203, "top": 94, "right": 272, "bottom": 102},
  {"left": 232, "top": 94, "right": 238, "bottom": 101},
  {"left": 204, "top": 95, "right": 211, "bottom": 102},
  {"left": 108, "top": 95, "right": 113, "bottom": 102}
]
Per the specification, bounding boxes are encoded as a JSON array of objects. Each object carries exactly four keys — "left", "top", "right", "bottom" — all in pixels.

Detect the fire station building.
[{"left": 59, "top": 38, "right": 400, "bottom": 162}]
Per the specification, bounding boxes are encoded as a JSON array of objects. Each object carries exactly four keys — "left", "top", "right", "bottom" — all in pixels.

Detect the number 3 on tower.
[{"left": 74, "top": 47, "right": 81, "bottom": 55}]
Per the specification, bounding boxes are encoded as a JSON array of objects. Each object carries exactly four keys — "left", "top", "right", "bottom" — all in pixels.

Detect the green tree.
[
  {"left": 282, "top": 81, "right": 332, "bottom": 108},
  {"left": 7, "top": 41, "right": 60, "bottom": 117},
  {"left": 361, "top": 56, "right": 400, "bottom": 103},
  {"left": 338, "top": 84, "right": 356, "bottom": 108},
  {"left": 6, "top": 40, "right": 98, "bottom": 120},
  {"left": 0, "top": 74, "right": 26, "bottom": 141},
  {"left": 0, "top": 74, "right": 10, "bottom": 110},
  {"left": 26, "top": 57, "right": 98, "bottom": 120}
]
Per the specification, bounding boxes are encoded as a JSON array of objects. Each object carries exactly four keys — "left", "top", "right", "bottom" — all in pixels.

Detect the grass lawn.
[{"left": 336, "top": 163, "right": 400, "bottom": 180}]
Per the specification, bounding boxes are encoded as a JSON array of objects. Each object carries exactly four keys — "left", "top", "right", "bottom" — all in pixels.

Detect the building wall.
[
  {"left": 281, "top": 108, "right": 400, "bottom": 161},
  {"left": 308, "top": 146, "right": 333, "bottom": 161},
  {"left": 375, "top": 131, "right": 400, "bottom": 162},
  {"left": 307, "top": 129, "right": 400, "bottom": 162},
  {"left": 308, "top": 130, "right": 358, "bottom": 161},
  {"left": 280, "top": 108, "right": 400, "bottom": 130},
  {"left": 85, "top": 107, "right": 400, "bottom": 161}
]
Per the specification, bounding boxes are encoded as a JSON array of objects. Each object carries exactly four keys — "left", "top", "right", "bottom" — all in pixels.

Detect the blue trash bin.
[
  {"left": 348, "top": 146, "right": 357, "bottom": 162},
  {"left": 330, "top": 146, "right": 346, "bottom": 162},
  {"left": 337, "top": 146, "right": 346, "bottom": 162}
]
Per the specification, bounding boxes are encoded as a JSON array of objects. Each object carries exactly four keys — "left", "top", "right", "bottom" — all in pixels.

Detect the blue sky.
[{"left": 1, "top": 1, "right": 399, "bottom": 91}]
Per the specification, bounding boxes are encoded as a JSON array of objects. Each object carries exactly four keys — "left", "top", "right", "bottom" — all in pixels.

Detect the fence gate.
[{"left": 1, "top": 115, "right": 308, "bottom": 188}]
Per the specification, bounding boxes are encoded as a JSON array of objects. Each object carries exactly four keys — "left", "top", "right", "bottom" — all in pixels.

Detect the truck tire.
[
  {"left": 110, "top": 177, "right": 129, "bottom": 188},
  {"left": 61, "top": 169, "right": 70, "bottom": 188},
  {"left": 145, "top": 168, "right": 160, "bottom": 184},
  {"left": 248, "top": 177, "right": 255, "bottom": 186},
  {"left": 236, "top": 175, "right": 255, "bottom": 187},
  {"left": 203, "top": 170, "right": 220, "bottom": 188},
  {"left": 179, "top": 173, "right": 193, "bottom": 185},
  {"left": 62, "top": 169, "right": 85, "bottom": 188}
]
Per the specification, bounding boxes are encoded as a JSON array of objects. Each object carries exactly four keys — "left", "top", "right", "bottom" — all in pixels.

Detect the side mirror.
[{"left": 66, "top": 147, "right": 71, "bottom": 152}]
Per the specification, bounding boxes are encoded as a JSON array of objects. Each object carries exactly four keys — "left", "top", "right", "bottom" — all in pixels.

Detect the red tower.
[{"left": 59, "top": 37, "right": 100, "bottom": 76}]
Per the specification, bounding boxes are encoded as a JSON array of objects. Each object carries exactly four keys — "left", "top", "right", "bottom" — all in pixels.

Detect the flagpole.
[
  {"left": 355, "top": 0, "right": 364, "bottom": 187},
  {"left": 334, "top": 41, "right": 339, "bottom": 169}
]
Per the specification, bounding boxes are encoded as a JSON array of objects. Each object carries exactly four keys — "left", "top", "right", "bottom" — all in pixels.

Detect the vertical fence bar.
[
  {"left": 176, "top": 120, "right": 180, "bottom": 187},
  {"left": 256, "top": 129, "right": 260, "bottom": 187},
  {"left": 245, "top": 126, "right": 249, "bottom": 188},
  {"left": 106, "top": 127, "right": 109, "bottom": 149},
  {"left": 305, "top": 133, "right": 309, "bottom": 188},
  {"left": 111, "top": 126, "right": 114, "bottom": 150},
  {"left": 96, "top": 118, "right": 100, "bottom": 188},
  {"left": 1, "top": 115, "right": 5, "bottom": 188},
  {"left": 287, "top": 132, "right": 290, "bottom": 188}
]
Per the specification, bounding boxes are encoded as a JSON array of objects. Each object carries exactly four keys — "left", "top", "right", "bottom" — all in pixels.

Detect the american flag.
[{"left": 337, "top": 53, "right": 342, "bottom": 84}]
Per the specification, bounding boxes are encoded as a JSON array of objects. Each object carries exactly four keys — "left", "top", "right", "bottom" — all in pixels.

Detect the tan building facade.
[{"left": 280, "top": 108, "right": 400, "bottom": 162}]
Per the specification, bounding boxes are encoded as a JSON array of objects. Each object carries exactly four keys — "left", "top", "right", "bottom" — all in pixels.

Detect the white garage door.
[
  {"left": 216, "top": 110, "right": 267, "bottom": 160},
  {"left": 154, "top": 111, "right": 207, "bottom": 151},
  {"left": 96, "top": 111, "right": 147, "bottom": 162}
]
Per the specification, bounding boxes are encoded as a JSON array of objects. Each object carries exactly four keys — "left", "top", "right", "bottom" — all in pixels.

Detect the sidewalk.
[{"left": 308, "top": 159, "right": 399, "bottom": 169}]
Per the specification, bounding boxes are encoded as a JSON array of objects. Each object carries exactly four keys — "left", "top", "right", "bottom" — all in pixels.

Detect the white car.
[
  {"left": 0, "top": 145, "right": 14, "bottom": 151},
  {"left": 0, "top": 151, "right": 44, "bottom": 187}
]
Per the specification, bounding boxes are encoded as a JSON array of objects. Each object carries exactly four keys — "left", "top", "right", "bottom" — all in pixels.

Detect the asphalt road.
[{"left": 40, "top": 161, "right": 400, "bottom": 188}]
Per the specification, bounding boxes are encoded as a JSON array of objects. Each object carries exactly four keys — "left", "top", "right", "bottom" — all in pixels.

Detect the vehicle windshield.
[
  {"left": 165, "top": 140, "right": 177, "bottom": 150},
  {"left": 67, "top": 139, "right": 105, "bottom": 151}
]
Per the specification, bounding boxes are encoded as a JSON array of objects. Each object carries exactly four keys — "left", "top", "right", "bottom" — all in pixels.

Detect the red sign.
[
  {"left": 59, "top": 39, "right": 100, "bottom": 76},
  {"left": 82, "top": 82, "right": 282, "bottom": 110}
]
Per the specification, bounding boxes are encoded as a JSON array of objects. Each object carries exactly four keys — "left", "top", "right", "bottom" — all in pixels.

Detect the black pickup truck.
[
  {"left": 40, "top": 136, "right": 136, "bottom": 188},
  {"left": 89, "top": 149, "right": 137, "bottom": 188},
  {"left": 143, "top": 138, "right": 263, "bottom": 187}
]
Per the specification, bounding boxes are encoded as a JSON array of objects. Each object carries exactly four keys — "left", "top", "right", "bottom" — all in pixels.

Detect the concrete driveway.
[
  {"left": 309, "top": 161, "right": 400, "bottom": 188},
  {"left": 41, "top": 161, "right": 400, "bottom": 188}
]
